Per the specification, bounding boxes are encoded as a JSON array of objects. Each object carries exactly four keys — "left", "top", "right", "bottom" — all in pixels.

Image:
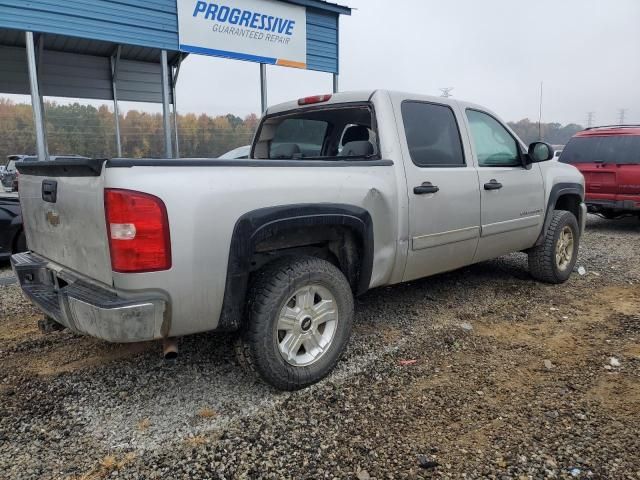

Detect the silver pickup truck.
[{"left": 12, "top": 90, "right": 586, "bottom": 390}]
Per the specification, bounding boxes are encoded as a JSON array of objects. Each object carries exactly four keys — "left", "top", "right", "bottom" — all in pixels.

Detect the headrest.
[
  {"left": 342, "top": 125, "right": 370, "bottom": 145},
  {"left": 339, "top": 141, "right": 374, "bottom": 158},
  {"left": 271, "top": 143, "right": 301, "bottom": 159}
]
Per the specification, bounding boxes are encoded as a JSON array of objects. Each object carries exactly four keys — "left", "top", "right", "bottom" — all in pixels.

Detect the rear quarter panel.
[{"left": 104, "top": 162, "right": 402, "bottom": 337}]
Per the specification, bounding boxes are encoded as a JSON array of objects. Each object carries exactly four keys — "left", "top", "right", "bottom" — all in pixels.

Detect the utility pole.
[
  {"left": 618, "top": 108, "right": 627, "bottom": 125},
  {"left": 538, "top": 81, "right": 543, "bottom": 140},
  {"left": 439, "top": 87, "right": 454, "bottom": 98},
  {"left": 586, "top": 112, "right": 595, "bottom": 128}
]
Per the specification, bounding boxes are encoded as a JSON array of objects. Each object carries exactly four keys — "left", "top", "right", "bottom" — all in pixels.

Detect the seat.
[
  {"left": 340, "top": 141, "right": 374, "bottom": 157},
  {"left": 341, "top": 125, "right": 370, "bottom": 145},
  {"left": 339, "top": 125, "right": 375, "bottom": 158},
  {"left": 271, "top": 143, "right": 301, "bottom": 159}
]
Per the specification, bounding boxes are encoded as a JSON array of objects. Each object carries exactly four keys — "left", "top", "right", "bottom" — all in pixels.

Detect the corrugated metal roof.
[
  {"left": 306, "top": 8, "right": 339, "bottom": 73},
  {"left": 0, "top": 0, "right": 349, "bottom": 73},
  {"left": 0, "top": 28, "right": 182, "bottom": 63},
  {"left": 282, "top": 0, "right": 351, "bottom": 15},
  {"left": 0, "top": 0, "right": 179, "bottom": 52},
  {"left": 0, "top": 44, "right": 173, "bottom": 103}
]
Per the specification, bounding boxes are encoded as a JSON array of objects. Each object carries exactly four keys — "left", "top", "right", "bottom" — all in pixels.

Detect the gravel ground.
[{"left": 1, "top": 215, "right": 639, "bottom": 479}]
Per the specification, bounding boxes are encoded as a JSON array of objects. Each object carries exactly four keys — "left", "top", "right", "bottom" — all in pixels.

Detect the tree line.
[
  {"left": 0, "top": 98, "right": 583, "bottom": 161},
  {"left": 0, "top": 98, "right": 258, "bottom": 160}
]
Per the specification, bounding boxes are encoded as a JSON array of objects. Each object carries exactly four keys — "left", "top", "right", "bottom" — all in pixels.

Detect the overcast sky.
[
  {"left": 6, "top": 0, "right": 639, "bottom": 126},
  {"left": 173, "top": 0, "right": 640, "bottom": 125}
]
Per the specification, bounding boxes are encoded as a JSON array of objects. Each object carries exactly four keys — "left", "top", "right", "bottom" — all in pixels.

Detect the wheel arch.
[
  {"left": 218, "top": 204, "right": 374, "bottom": 331},
  {"left": 535, "top": 182, "right": 584, "bottom": 247}
]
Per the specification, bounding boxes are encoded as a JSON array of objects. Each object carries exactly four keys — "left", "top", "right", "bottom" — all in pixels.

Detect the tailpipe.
[{"left": 163, "top": 337, "right": 179, "bottom": 361}]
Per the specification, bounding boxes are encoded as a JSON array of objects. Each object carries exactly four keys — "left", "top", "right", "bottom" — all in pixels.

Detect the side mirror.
[{"left": 527, "top": 142, "right": 554, "bottom": 163}]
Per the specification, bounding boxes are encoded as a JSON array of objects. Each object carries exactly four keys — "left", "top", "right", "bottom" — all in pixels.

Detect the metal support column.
[
  {"left": 110, "top": 46, "right": 122, "bottom": 157},
  {"left": 332, "top": 73, "right": 339, "bottom": 94},
  {"left": 260, "top": 63, "right": 268, "bottom": 114},
  {"left": 25, "top": 31, "right": 48, "bottom": 161},
  {"left": 172, "top": 54, "right": 184, "bottom": 158},
  {"left": 160, "top": 50, "right": 173, "bottom": 158}
]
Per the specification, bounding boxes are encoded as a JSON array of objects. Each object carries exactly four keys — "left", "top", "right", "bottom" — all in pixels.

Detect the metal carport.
[{"left": 0, "top": 0, "right": 350, "bottom": 161}]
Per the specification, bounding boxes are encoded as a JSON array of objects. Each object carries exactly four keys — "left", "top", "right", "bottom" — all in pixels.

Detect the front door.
[
  {"left": 464, "top": 109, "right": 545, "bottom": 262},
  {"left": 398, "top": 100, "right": 481, "bottom": 281}
]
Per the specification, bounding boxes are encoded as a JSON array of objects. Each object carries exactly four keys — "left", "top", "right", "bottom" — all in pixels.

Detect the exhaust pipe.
[{"left": 163, "top": 337, "right": 178, "bottom": 360}]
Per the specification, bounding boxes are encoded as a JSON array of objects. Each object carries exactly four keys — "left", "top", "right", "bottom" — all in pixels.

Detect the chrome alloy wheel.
[
  {"left": 276, "top": 285, "right": 338, "bottom": 367},
  {"left": 555, "top": 225, "right": 575, "bottom": 271}
]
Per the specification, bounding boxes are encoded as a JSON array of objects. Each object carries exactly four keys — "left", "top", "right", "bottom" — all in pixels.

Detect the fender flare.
[
  {"left": 535, "top": 182, "right": 584, "bottom": 246},
  {"left": 217, "top": 203, "right": 374, "bottom": 331}
]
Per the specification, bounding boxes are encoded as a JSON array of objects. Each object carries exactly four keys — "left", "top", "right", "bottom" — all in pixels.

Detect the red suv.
[{"left": 560, "top": 125, "right": 640, "bottom": 219}]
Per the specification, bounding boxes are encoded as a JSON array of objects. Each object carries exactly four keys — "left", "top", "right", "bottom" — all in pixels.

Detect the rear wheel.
[
  {"left": 528, "top": 210, "right": 580, "bottom": 284},
  {"left": 235, "top": 256, "right": 354, "bottom": 390}
]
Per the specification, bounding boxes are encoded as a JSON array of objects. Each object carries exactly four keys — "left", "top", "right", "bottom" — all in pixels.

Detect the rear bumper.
[{"left": 11, "top": 252, "right": 167, "bottom": 343}]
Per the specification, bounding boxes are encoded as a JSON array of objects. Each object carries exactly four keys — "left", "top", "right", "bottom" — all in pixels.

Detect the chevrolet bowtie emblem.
[{"left": 46, "top": 210, "right": 60, "bottom": 226}]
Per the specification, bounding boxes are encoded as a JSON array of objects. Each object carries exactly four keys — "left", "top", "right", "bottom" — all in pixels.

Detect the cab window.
[
  {"left": 466, "top": 110, "right": 520, "bottom": 167},
  {"left": 253, "top": 104, "right": 379, "bottom": 160}
]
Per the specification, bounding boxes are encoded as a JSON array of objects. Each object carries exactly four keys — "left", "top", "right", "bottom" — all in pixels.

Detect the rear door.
[
  {"left": 397, "top": 99, "right": 481, "bottom": 281},
  {"left": 17, "top": 158, "right": 113, "bottom": 285},
  {"left": 463, "top": 109, "right": 545, "bottom": 262}
]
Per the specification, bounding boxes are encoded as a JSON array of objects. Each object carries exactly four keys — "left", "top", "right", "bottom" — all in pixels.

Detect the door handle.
[
  {"left": 484, "top": 179, "right": 503, "bottom": 190},
  {"left": 414, "top": 182, "right": 439, "bottom": 194}
]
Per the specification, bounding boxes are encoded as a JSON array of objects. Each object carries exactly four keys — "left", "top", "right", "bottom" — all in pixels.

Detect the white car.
[{"left": 219, "top": 145, "right": 250, "bottom": 159}]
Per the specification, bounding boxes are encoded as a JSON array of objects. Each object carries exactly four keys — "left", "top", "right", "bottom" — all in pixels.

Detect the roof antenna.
[{"left": 439, "top": 87, "right": 454, "bottom": 98}]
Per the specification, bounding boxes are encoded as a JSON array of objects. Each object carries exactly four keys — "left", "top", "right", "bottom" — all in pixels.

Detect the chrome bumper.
[{"left": 11, "top": 252, "right": 167, "bottom": 342}]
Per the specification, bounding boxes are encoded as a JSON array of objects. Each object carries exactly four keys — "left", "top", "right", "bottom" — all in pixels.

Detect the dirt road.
[{"left": 1, "top": 215, "right": 638, "bottom": 479}]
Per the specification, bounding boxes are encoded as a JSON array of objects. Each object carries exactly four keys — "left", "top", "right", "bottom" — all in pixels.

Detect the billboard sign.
[{"left": 177, "top": 0, "right": 307, "bottom": 69}]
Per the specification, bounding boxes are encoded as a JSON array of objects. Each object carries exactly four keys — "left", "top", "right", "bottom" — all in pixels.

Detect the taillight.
[
  {"left": 104, "top": 189, "right": 171, "bottom": 273},
  {"left": 298, "top": 94, "right": 332, "bottom": 105}
]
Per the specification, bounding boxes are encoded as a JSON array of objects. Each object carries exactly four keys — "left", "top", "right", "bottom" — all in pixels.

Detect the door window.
[
  {"left": 401, "top": 101, "right": 465, "bottom": 167},
  {"left": 466, "top": 110, "right": 521, "bottom": 167}
]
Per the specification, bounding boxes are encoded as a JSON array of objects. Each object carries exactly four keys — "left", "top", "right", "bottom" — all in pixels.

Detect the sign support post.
[
  {"left": 172, "top": 54, "right": 184, "bottom": 158},
  {"left": 260, "top": 63, "right": 268, "bottom": 114},
  {"left": 160, "top": 49, "right": 173, "bottom": 158},
  {"left": 110, "top": 45, "right": 122, "bottom": 157},
  {"left": 25, "top": 31, "right": 48, "bottom": 162}
]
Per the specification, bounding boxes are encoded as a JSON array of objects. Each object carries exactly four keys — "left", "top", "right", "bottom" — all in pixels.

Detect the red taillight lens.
[
  {"left": 104, "top": 189, "right": 171, "bottom": 273},
  {"left": 298, "top": 94, "right": 332, "bottom": 105}
]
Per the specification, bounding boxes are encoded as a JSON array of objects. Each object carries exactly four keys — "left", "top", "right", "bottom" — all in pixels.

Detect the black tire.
[
  {"left": 235, "top": 256, "right": 354, "bottom": 391},
  {"left": 528, "top": 210, "right": 580, "bottom": 284},
  {"left": 14, "top": 230, "right": 27, "bottom": 253}
]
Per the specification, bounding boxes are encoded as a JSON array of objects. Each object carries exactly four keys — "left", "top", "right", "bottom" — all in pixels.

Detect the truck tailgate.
[{"left": 17, "top": 159, "right": 113, "bottom": 285}]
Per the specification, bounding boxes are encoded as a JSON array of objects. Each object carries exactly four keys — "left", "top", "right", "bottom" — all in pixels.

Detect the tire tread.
[
  {"left": 528, "top": 210, "right": 579, "bottom": 284},
  {"left": 235, "top": 256, "right": 353, "bottom": 390}
]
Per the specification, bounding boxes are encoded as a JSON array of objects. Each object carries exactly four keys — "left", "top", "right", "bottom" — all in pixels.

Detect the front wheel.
[
  {"left": 528, "top": 210, "right": 580, "bottom": 284},
  {"left": 235, "top": 256, "right": 354, "bottom": 390}
]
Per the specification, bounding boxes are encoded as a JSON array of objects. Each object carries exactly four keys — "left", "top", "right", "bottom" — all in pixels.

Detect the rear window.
[
  {"left": 561, "top": 135, "right": 640, "bottom": 165},
  {"left": 253, "top": 104, "right": 379, "bottom": 160},
  {"left": 271, "top": 119, "right": 328, "bottom": 158}
]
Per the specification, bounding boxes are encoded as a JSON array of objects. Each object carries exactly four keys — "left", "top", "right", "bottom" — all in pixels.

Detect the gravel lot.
[{"left": 1, "top": 215, "right": 638, "bottom": 479}]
